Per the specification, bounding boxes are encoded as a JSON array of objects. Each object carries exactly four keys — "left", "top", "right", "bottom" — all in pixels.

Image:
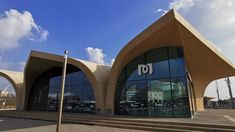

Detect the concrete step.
[
  {"left": 101, "top": 118, "right": 235, "bottom": 131},
  {"left": 93, "top": 120, "right": 235, "bottom": 132},
  {"left": 96, "top": 123, "right": 195, "bottom": 132},
  {"left": 1, "top": 111, "right": 235, "bottom": 132}
]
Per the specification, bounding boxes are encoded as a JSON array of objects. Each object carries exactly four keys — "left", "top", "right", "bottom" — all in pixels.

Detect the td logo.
[{"left": 138, "top": 63, "right": 153, "bottom": 76}]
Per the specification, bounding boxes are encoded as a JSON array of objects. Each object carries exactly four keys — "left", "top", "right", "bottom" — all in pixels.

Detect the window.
[
  {"left": 28, "top": 65, "right": 96, "bottom": 114},
  {"left": 115, "top": 47, "right": 190, "bottom": 117}
]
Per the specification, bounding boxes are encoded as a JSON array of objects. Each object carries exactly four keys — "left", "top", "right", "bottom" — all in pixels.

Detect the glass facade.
[
  {"left": 28, "top": 65, "right": 96, "bottom": 114},
  {"left": 114, "top": 47, "right": 191, "bottom": 117}
]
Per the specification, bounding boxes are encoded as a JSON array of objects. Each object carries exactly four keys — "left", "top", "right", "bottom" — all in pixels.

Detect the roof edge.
[
  {"left": 112, "top": 9, "right": 177, "bottom": 69},
  {"left": 173, "top": 10, "right": 235, "bottom": 69},
  {"left": 26, "top": 50, "right": 110, "bottom": 68}
]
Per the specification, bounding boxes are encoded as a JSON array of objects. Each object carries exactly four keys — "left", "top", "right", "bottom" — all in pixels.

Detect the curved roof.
[
  {"left": 24, "top": 50, "right": 111, "bottom": 112},
  {"left": 0, "top": 69, "right": 23, "bottom": 90},
  {"left": 105, "top": 9, "right": 235, "bottom": 113},
  {"left": 0, "top": 69, "right": 24, "bottom": 110},
  {"left": 25, "top": 50, "right": 110, "bottom": 87}
]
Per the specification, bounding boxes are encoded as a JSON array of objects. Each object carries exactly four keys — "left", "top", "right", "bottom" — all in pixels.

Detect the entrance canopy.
[
  {"left": 106, "top": 9, "right": 235, "bottom": 113},
  {"left": 24, "top": 50, "right": 110, "bottom": 114}
]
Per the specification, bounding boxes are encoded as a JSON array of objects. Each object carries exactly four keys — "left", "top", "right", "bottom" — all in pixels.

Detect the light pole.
[
  {"left": 215, "top": 81, "right": 220, "bottom": 107},
  {"left": 225, "top": 77, "right": 234, "bottom": 109},
  {"left": 56, "top": 50, "right": 68, "bottom": 132}
]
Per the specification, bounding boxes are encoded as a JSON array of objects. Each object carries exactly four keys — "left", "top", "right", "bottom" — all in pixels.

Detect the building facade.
[{"left": 0, "top": 10, "right": 235, "bottom": 118}]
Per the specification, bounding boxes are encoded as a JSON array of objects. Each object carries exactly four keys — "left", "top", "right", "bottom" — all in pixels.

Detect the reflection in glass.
[
  {"left": 126, "top": 55, "right": 145, "bottom": 81},
  {"left": 171, "top": 78, "right": 190, "bottom": 117},
  {"left": 148, "top": 79, "right": 173, "bottom": 117},
  {"left": 115, "top": 47, "right": 191, "bottom": 117},
  {"left": 115, "top": 82, "right": 126, "bottom": 114},
  {"left": 126, "top": 81, "right": 148, "bottom": 115},
  {"left": 147, "top": 48, "right": 170, "bottom": 79},
  {"left": 28, "top": 65, "right": 96, "bottom": 114}
]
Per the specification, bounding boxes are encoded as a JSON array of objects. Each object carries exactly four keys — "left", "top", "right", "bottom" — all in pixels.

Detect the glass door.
[
  {"left": 148, "top": 79, "right": 173, "bottom": 117},
  {"left": 126, "top": 80, "right": 148, "bottom": 116}
]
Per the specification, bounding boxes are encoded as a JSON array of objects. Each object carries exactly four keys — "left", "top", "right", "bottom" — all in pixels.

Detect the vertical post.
[
  {"left": 225, "top": 77, "right": 234, "bottom": 109},
  {"left": 215, "top": 81, "right": 220, "bottom": 107},
  {"left": 56, "top": 50, "right": 68, "bottom": 132}
]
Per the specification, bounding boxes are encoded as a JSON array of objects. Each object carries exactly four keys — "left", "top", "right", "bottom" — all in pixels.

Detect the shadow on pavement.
[{"left": 0, "top": 116, "right": 56, "bottom": 131}]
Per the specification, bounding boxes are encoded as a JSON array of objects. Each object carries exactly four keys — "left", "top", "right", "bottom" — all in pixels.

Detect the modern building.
[{"left": 0, "top": 10, "right": 235, "bottom": 118}]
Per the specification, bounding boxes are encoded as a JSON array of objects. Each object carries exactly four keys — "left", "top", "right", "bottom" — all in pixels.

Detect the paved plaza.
[
  {"left": 0, "top": 117, "right": 143, "bottom": 132},
  {"left": 133, "top": 109, "right": 235, "bottom": 125},
  {"left": 0, "top": 109, "right": 234, "bottom": 132}
]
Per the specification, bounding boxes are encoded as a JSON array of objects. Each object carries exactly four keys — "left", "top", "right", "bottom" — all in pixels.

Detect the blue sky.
[
  {"left": 0, "top": 0, "right": 169, "bottom": 63},
  {"left": 0, "top": 0, "right": 235, "bottom": 100}
]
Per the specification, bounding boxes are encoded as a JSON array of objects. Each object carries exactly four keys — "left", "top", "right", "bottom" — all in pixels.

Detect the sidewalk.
[{"left": 0, "top": 117, "right": 143, "bottom": 132}]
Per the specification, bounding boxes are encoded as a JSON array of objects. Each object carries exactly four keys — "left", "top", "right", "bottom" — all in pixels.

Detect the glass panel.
[
  {"left": 171, "top": 78, "right": 190, "bottom": 117},
  {"left": 125, "top": 80, "right": 148, "bottom": 116},
  {"left": 48, "top": 76, "right": 60, "bottom": 111},
  {"left": 169, "top": 58, "right": 186, "bottom": 77},
  {"left": 28, "top": 65, "right": 96, "bottom": 114},
  {"left": 148, "top": 79, "right": 161, "bottom": 117},
  {"left": 148, "top": 79, "right": 173, "bottom": 117},
  {"left": 146, "top": 48, "right": 170, "bottom": 79},
  {"left": 29, "top": 74, "right": 50, "bottom": 111},
  {"left": 64, "top": 79, "right": 72, "bottom": 112},
  {"left": 169, "top": 48, "right": 186, "bottom": 77},
  {"left": 71, "top": 85, "right": 82, "bottom": 112},
  {"left": 126, "top": 55, "right": 145, "bottom": 81},
  {"left": 115, "top": 82, "right": 126, "bottom": 115},
  {"left": 73, "top": 71, "right": 85, "bottom": 85},
  {"left": 65, "top": 73, "right": 72, "bottom": 86},
  {"left": 83, "top": 83, "right": 96, "bottom": 113},
  {"left": 169, "top": 47, "right": 184, "bottom": 58},
  {"left": 114, "top": 47, "right": 190, "bottom": 117}
]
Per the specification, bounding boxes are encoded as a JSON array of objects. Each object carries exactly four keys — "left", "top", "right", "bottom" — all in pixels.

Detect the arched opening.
[
  {"left": 0, "top": 76, "right": 16, "bottom": 109},
  {"left": 114, "top": 47, "right": 191, "bottom": 117},
  {"left": 28, "top": 64, "right": 96, "bottom": 114},
  {"left": 204, "top": 76, "right": 235, "bottom": 109}
]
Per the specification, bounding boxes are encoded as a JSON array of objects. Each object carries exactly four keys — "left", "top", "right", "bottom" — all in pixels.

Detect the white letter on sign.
[{"left": 138, "top": 63, "right": 153, "bottom": 76}]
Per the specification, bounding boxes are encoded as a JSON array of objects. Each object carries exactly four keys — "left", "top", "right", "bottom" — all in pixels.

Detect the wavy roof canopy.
[
  {"left": 24, "top": 50, "right": 110, "bottom": 113},
  {"left": 105, "top": 9, "right": 235, "bottom": 112}
]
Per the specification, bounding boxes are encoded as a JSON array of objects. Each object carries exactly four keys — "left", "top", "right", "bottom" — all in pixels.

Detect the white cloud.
[
  {"left": 0, "top": 9, "right": 48, "bottom": 51},
  {"left": 169, "top": 0, "right": 195, "bottom": 11},
  {"left": 85, "top": 47, "right": 115, "bottom": 66},
  {"left": 86, "top": 47, "right": 106, "bottom": 64},
  {"left": 156, "top": 9, "right": 163, "bottom": 12},
  {"left": 153, "top": 8, "right": 168, "bottom": 16},
  {"left": 168, "top": 0, "right": 235, "bottom": 63},
  {"left": 40, "top": 29, "right": 49, "bottom": 41},
  {"left": 161, "top": 0, "right": 235, "bottom": 99}
]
